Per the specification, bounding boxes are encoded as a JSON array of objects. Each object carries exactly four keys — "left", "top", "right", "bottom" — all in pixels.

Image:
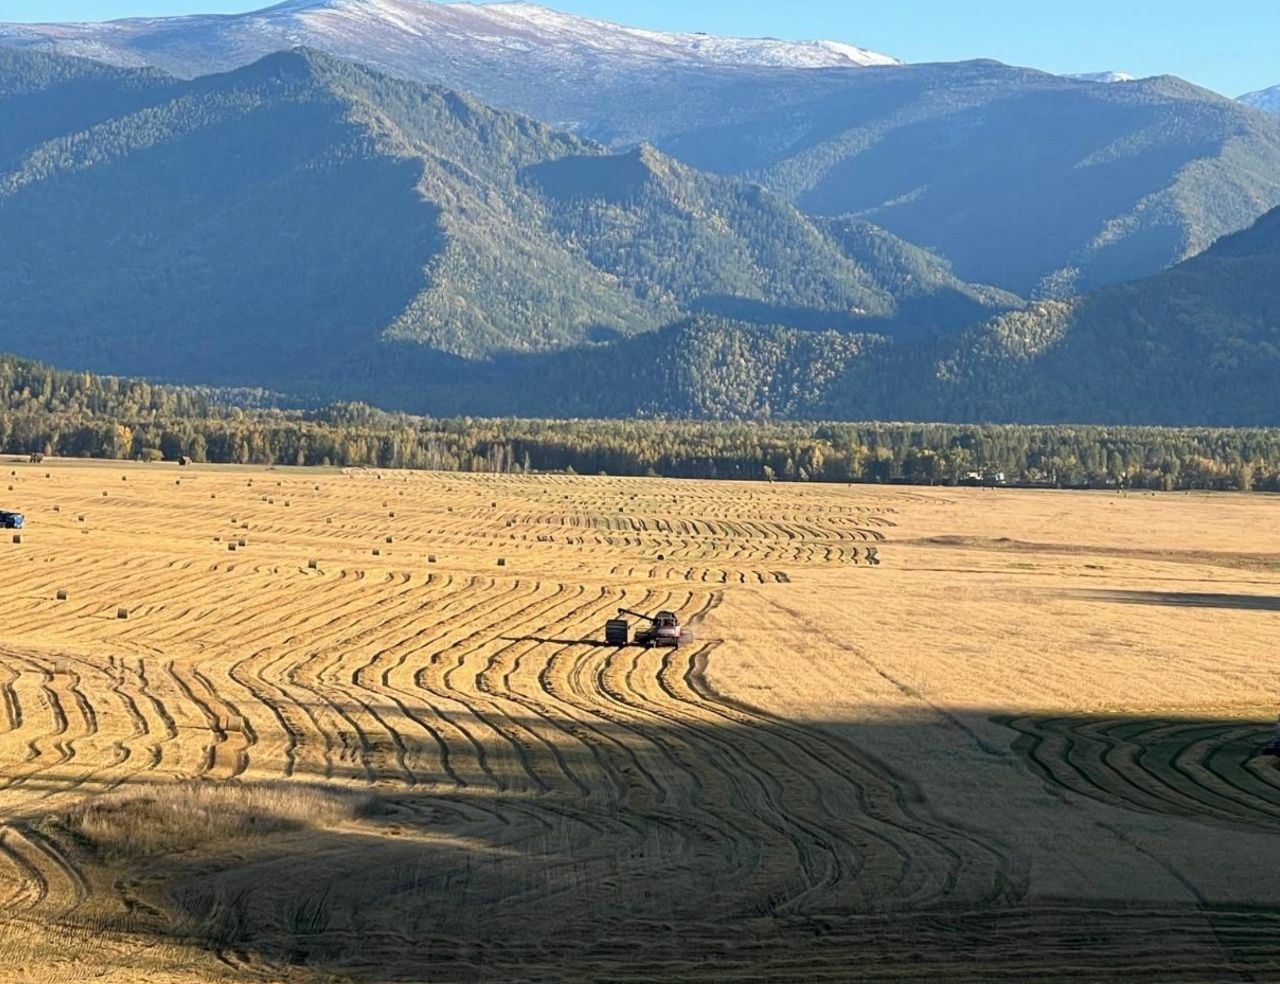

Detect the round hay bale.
[
  {"left": 308, "top": 559, "right": 318, "bottom": 570},
  {"left": 11, "top": 534, "right": 21, "bottom": 544},
  {"left": 77, "top": 515, "right": 85, "bottom": 522},
  {"left": 657, "top": 554, "right": 665, "bottom": 561},
  {"left": 117, "top": 608, "right": 129, "bottom": 620},
  {"left": 427, "top": 554, "right": 437, "bottom": 564},
  {"left": 385, "top": 536, "right": 394, "bottom": 544},
  {"left": 497, "top": 558, "right": 507, "bottom": 567},
  {"left": 238, "top": 538, "right": 247, "bottom": 547},
  {"left": 102, "top": 491, "right": 108, "bottom": 497},
  {"left": 55, "top": 589, "right": 68, "bottom": 601},
  {"left": 373, "top": 548, "right": 382, "bottom": 557},
  {"left": 228, "top": 543, "right": 237, "bottom": 552},
  {"left": 52, "top": 505, "right": 60, "bottom": 512}
]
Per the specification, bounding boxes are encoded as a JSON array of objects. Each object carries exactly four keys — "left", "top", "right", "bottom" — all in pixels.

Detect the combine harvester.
[
  {"left": 606, "top": 608, "right": 695, "bottom": 648},
  {"left": 0, "top": 510, "right": 23, "bottom": 530}
]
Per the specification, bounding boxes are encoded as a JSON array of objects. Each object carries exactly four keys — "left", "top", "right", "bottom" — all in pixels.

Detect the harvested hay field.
[{"left": 0, "top": 458, "right": 1278, "bottom": 982}]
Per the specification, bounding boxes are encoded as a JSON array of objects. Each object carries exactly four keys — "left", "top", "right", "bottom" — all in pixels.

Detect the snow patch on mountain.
[
  {"left": 469, "top": 3, "right": 899, "bottom": 68},
  {"left": 1239, "top": 85, "right": 1280, "bottom": 114},
  {"left": 0, "top": 0, "right": 899, "bottom": 75},
  {"left": 1066, "top": 71, "right": 1137, "bottom": 84}
]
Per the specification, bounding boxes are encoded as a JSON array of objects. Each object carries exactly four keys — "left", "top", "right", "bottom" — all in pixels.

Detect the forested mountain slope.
[
  {"left": 0, "top": 47, "right": 1009, "bottom": 391},
  {"left": 667, "top": 64, "right": 1280, "bottom": 297},
  {"left": 372, "top": 207, "right": 1280, "bottom": 425},
  {"left": 5, "top": 1, "right": 1280, "bottom": 295},
  {"left": 3, "top": 46, "right": 1279, "bottom": 426},
  {"left": 921, "top": 205, "right": 1280, "bottom": 425}
]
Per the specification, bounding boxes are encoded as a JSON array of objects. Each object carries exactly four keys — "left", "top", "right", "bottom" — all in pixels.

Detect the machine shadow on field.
[
  {"left": 7, "top": 709, "right": 1280, "bottom": 982},
  {"left": 1067, "top": 588, "right": 1280, "bottom": 611},
  {"left": 498, "top": 634, "right": 608, "bottom": 646}
]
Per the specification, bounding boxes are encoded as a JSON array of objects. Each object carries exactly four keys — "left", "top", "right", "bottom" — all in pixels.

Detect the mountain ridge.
[
  {"left": 440, "top": 203, "right": 1280, "bottom": 425},
  {"left": 0, "top": 31, "right": 1278, "bottom": 427},
  {"left": 4, "top": 2, "right": 1278, "bottom": 296},
  {"left": 1240, "top": 84, "right": 1280, "bottom": 113},
  {"left": 0, "top": 46, "right": 1010, "bottom": 397},
  {"left": 0, "top": 0, "right": 898, "bottom": 75}
]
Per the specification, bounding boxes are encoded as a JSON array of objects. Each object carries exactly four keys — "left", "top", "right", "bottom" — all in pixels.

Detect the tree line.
[{"left": 3, "top": 354, "right": 1280, "bottom": 491}]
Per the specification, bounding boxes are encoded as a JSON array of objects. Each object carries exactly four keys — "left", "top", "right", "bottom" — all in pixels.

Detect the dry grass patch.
[{"left": 56, "top": 782, "right": 377, "bottom": 862}]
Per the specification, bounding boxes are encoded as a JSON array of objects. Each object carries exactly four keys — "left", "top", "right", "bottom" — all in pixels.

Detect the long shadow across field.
[
  {"left": 1069, "top": 589, "right": 1280, "bottom": 612},
  {"left": 8, "top": 706, "right": 1280, "bottom": 983}
]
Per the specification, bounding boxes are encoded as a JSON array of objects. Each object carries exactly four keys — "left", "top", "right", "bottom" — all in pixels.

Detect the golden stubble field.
[{"left": 0, "top": 458, "right": 1278, "bottom": 982}]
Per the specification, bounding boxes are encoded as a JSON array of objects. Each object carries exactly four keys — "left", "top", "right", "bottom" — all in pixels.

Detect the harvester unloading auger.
[{"left": 606, "top": 608, "right": 694, "bottom": 648}]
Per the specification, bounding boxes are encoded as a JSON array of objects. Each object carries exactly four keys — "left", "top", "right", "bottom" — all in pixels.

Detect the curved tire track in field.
[
  {"left": 1003, "top": 716, "right": 1280, "bottom": 830},
  {"left": 0, "top": 475, "right": 974, "bottom": 935},
  {"left": 25, "top": 470, "right": 1253, "bottom": 979}
]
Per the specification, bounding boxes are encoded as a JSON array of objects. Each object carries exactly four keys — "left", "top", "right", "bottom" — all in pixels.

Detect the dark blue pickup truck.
[{"left": 0, "top": 511, "right": 24, "bottom": 529}]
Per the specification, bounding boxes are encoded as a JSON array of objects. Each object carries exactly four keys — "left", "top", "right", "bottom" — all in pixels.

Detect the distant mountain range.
[
  {"left": 0, "top": 0, "right": 898, "bottom": 76},
  {"left": 667, "top": 65, "right": 1280, "bottom": 297},
  {"left": 457, "top": 203, "right": 1280, "bottom": 425},
  {"left": 1240, "top": 85, "right": 1280, "bottom": 114},
  {"left": 4, "top": 0, "right": 1280, "bottom": 298},
  {"left": 0, "top": 47, "right": 1012, "bottom": 392},
  {"left": 1, "top": 4, "right": 1279, "bottom": 427},
  {"left": 1, "top": 43, "right": 1279, "bottom": 425}
]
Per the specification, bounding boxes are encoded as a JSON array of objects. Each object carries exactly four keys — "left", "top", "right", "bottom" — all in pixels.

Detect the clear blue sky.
[{"left": 2, "top": 0, "right": 1276, "bottom": 96}]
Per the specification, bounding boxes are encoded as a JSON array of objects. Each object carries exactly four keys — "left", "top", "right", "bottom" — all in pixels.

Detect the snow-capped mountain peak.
[
  {"left": 461, "top": 2, "right": 900, "bottom": 68},
  {"left": 0, "top": 0, "right": 898, "bottom": 76},
  {"left": 1066, "top": 71, "right": 1137, "bottom": 84}
]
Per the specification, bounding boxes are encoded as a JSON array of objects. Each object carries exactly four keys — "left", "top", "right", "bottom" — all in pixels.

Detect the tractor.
[
  {"left": 606, "top": 608, "right": 694, "bottom": 648},
  {"left": 0, "top": 511, "right": 23, "bottom": 530}
]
